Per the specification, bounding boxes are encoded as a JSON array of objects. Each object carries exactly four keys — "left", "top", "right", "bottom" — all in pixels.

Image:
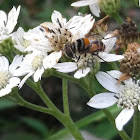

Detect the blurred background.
[{"left": 0, "top": 0, "right": 140, "bottom": 140}]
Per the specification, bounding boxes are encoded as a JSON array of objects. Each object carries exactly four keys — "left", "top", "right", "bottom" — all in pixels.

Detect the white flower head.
[
  {"left": 54, "top": 35, "right": 124, "bottom": 79},
  {"left": 54, "top": 53, "right": 95, "bottom": 79},
  {"left": 0, "top": 55, "right": 23, "bottom": 97},
  {"left": 0, "top": 6, "right": 20, "bottom": 42},
  {"left": 96, "top": 34, "right": 124, "bottom": 62},
  {"left": 41, "top": 10, "right": 95, "bottom": 53},
  {"left": 14, "top": 50, "right": 62, "bottom": 88},
  {"left": 23, "top": 26, "right": 53, "bottom": 52},
  {"left": 12, "top": 26, "right": 52, "bottom": 53},
  {"left": 71, "top": 0, "right": 101, "bottom": 17},
  {"left": 12, "top": 27, "right": 30, "bottom": 52},
  {"left": 87, "top": 70, "right": 140, "bottom": 131}
]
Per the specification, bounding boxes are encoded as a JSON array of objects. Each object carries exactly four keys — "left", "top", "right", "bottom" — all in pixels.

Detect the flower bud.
[
  {"left": 90, "top": 58, "right": 100, "bottom": 75},
  {"left": 99, "top": 0, "right": 120, "bottom": 16},
  {"left": 120, "top": 43, "right": 140, "bottom": 79},
  {"left": 0, "top": 37, "right": 14, "bottom": 55}
]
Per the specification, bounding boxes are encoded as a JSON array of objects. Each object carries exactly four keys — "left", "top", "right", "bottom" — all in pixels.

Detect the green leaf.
[
  {"left": 21, "top": 117, "right": 48, "bottom": 137},
  {"left": 0, "top": 98, "right": 17, "bottom": 110}
]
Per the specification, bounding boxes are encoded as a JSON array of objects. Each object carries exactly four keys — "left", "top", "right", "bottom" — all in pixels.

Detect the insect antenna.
[{"left": 92, "top": 52, "right": 107, "bottom": 63}]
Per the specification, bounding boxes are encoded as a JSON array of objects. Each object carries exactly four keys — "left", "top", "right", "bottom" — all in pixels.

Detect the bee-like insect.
[{"left": 64, "top": 36, "right": 106, "bottom": 60}]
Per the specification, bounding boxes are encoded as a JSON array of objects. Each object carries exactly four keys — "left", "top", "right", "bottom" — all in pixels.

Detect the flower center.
[
  {"left": 0, "top": 71, "right": 11, "bottom": 89},
  {"left": 117, "top": 81, "right": 140, "bottom": 109},
  {"left": 0, "top": 27, "right": 8, "bottom": 36},
  {"left": 32, "top": 55, "right": 44, "bottom": 71},
  {"left": 76, "top": 54, "right": 97, "bottom": 69},
  {"left": 49, "top": 28, "right": 72, "bottom": 51},
  {"left": 22, "top": 39, "right": 31, "bottom": 49}
]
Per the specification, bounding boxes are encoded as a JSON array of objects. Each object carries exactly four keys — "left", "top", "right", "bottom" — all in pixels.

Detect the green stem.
[
  {"left": 26, "top": 79, "right": 56, "bottom": 109},
  {"left": 112, "top": 13, "right": 123, "bottom": 24},
  {"left": 62, "top": 79, "right": 70, "bottom": 116},
  {"left": 11, "top": 89, "right": 84, "bottom": 140},
  {"left": 64, "top": 117, "right": 85, "bottom": 140},
  {"left": 132, "top": 109, "right": 140, "bottom": 140},
  {"left": 47, "top": 106, "right": 120, "bottom": 140},
  {"left": 103, "top": 109, "right": 130, "bottom": 140},
  {"left": 88, "top": 75, "right": 96, "bottom": 98},
  {"left": 26, "top": 79, "right": 84, "bottom": 140},
  {"left": 36, "top": 81, "right": 58, "bottom": 109},
  {"left": 49, "top": 69, "right": 88, "bottom": 92},
  {"left": 11, "top": 90, "right": 52, "bottom": 115},
  {"left": 6, "top": 95, "right": 18, "bottom": 103},
  {"left": 52, "top": 113, "right": 85, "bottom": 140}
]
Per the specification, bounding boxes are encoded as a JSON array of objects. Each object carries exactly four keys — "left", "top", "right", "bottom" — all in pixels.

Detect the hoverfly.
[{"left": 64, "top": 35, "right": 107, "bottom": 61}]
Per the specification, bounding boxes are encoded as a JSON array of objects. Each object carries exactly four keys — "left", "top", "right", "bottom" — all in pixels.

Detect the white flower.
[
  {"left": 39, "top": 10, "right": 95, "bottom": 67},
  {"left": 12, "top": 27, "right": 29, "bottom": 52},
  {"left": 41, "top": 10, "right": 95, "bottom": 52},
  {"left": 14, "top": 50, "right": 62, "bottom": 88},
  {"left": 43, "top": 51, "right": 62, "bottom": 69},
  {"left": 53, "top": 54, "right": 92, "bottom": 79},
  {"left": 54, "top": 35, "right": 124, "bottom": 79},
  {"left": 87, "top": 70, "right": 140, "bottom": 131},
  {"left": 23, "top": 26, "right": 53, "bottom": 52},
  {"left": 12, "top": 26, "right": 52, "bottom": 52},
  {"left": 0, "top": 55, "right": 23, "bottom": 97},
  {"left": 71, "top": 0, "right": 100, "bottom": 17},
  {"left": 0, "top": 6, "right": 20, "bottom": 42}
]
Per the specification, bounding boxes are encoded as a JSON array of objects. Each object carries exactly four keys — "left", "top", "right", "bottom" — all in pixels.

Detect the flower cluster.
[
  {"left": 0, "top": 1, "right": 140, "bottom": 133},
  {"left": 88, "top": 70, "right": 140, "bottom": 130}
]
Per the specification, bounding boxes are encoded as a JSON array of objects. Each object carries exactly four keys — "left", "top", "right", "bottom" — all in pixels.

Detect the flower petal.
[
  {"left": 102, "top": 35, "right": 116, "bottom": 52},
  {"left": 0, "top": 56, "right": 9, "bottom": 71},
  {"left": 7, "top": 77, "right": 20, "bottom": 89},
  {"left": 107, "top": 70, "right": 123, "bottom": 79},
  {"left": 138, "top": 105, "right": 140, "bottom": 111},
  {"left": 23, "top": 26, "right": 53, "bottom": 53},
  {"left": 9, "top": 55, "right": 23, "bottom": 74},
  {"left": 115, "top": 108, "right": 134, "bottom": 131},
  {"left": 33, "top": 67, "right": 44, "bottom": 82},
  {"left": 19, "top": 72, "right": 34, "bottom": 88},
  {"left": 0, "top": 10, "right": 7, "bottom": 27},
  {"left": 43, "top": 51, "right": 62, "bottom": 69},
  {"left": 76, "top": 15, "right": 95, "bottom": 35},
  {"left": 14, "top": 68, "right": 30, "bottom": 77},
  {"left": 67, "top": 14, "right": 95, "bottom": 36},
  {"left": 71, "top": 0, "right": 98, "bottom": 7},
  {"left": 51, "top": 10, "right": 66, "bottom": 28},
  {"left": 6, "top": 6, "right": 20, "bottom": 34},
  {"left": 41, "top": 22, "right": 55, "bottom": 34},
  {"left": 87, "top": 92, "right": 117, "bottom": 109},
  {"left": 0, "top": 87, "right": 11, "bottom": 97},
  {"left": 95, "top": 71, "right": 122, "bottom": 93},
  {"left": 74, "top": 67, "right": 90, "bottom": 79},
  {"left": 98, "top": 53, "right": 124, "bottom": 62},
  {"left": 12, "top": 27, "right": 26, "bottom": 52},
  {"left": 54, "top": 62, "right": 77, "bottom": 73},
  {"left": 89, "top": 2, "right": 100, "bottom": 17}
]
